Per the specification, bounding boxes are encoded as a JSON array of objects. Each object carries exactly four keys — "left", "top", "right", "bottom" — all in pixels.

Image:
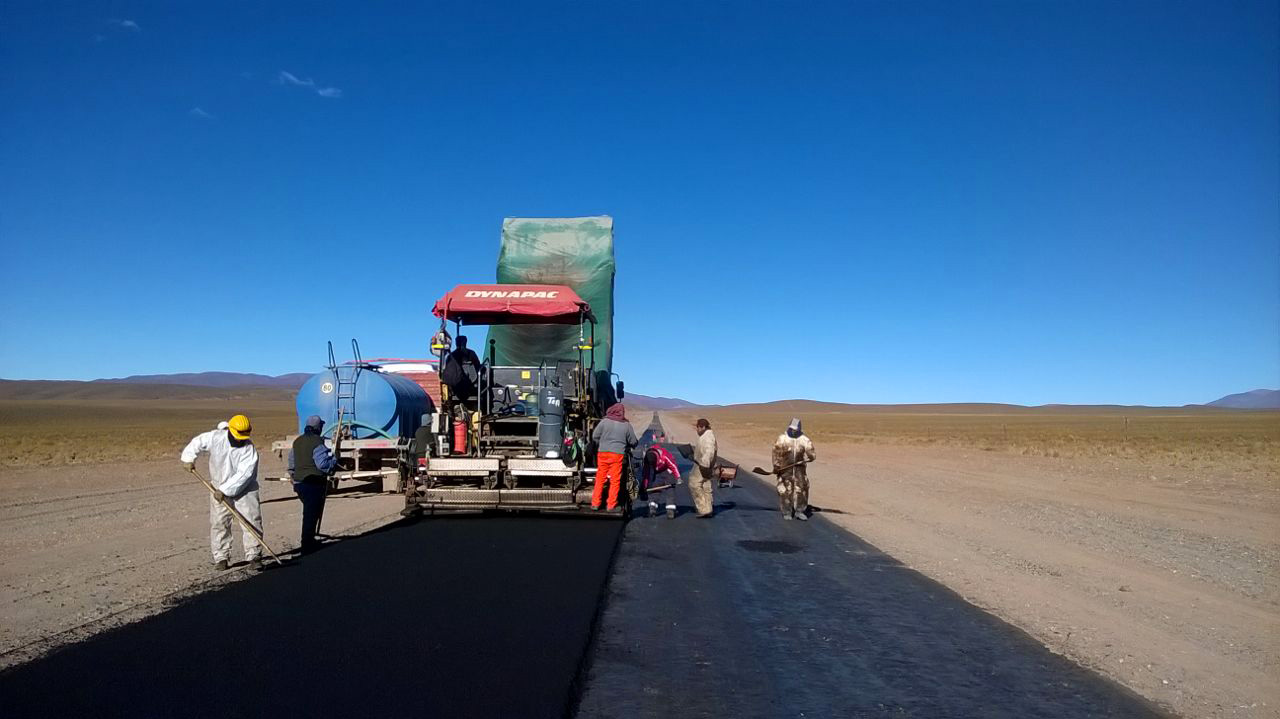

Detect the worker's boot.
[
  {"left": 782, "top": 513, "right": 793, "bottom": 521},
  {"left": 214, "top": 559, "right": 229, "bottom": 571},
  {"left": 795, "top": 512, "right": 808, "bottom": 522},
  {"left": 666, "top": 504, "right": 676, "bottom": 519},
  {"left": 648, "top": 501, "right": 658, "bottom": 518}
]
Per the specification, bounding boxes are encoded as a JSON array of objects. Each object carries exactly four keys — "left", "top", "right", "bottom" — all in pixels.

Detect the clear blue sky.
[{"left": 2, "top": 1, "right": 1276, "bottom": 406}]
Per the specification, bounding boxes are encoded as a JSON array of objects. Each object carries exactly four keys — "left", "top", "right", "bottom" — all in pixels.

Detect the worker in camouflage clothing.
[{"left": 772, "top": 417, "right": 815, "bottom": 521}]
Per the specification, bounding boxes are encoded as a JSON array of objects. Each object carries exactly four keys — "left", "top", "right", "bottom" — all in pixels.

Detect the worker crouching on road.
[
  {"left": 689, "top": 419, "right": 718, "bottom": 518},
  {"left": 180, "top": 415, "right": 263, "bottom": 570},
  {"left": 641, "top": 444, "right": 682, "bottom": 518},
  {"left": 289, "top": 415, "right": 339, "bottom": 554},
  {"left": 591, "top": 403, "right": 638, "bottom": 511},
  {"left": 773, "top": 417, "right": 816, "bottom": 521}
]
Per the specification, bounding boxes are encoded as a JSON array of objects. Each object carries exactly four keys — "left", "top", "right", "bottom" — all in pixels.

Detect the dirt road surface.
[{"left": 659, "top": 414, "right": 1278, "bottom": 719}]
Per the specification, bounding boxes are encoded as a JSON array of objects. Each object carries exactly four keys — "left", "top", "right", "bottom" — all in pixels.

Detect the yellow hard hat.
[{"left": 227, "top": 414, "right": 252, "bottom": 440}]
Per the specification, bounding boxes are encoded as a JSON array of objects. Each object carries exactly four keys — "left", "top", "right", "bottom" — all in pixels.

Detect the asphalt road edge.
[{"left": 564, "top": 511, "right": 629, "bottom": 718}]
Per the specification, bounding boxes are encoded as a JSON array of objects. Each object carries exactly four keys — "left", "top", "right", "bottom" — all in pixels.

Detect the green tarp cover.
[{"left": 489, "top": 216, "right": 615, "bottom": 372}]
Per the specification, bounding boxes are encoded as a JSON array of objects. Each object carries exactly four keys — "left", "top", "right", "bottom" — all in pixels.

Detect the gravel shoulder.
[{"left": 661, "top": 415, "right": 1279, "bottom": 719}]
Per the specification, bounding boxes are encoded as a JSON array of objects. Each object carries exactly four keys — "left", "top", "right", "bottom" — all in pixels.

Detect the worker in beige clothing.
[{"left": 688, "top": 418, "right": 718, "bottom": 518}]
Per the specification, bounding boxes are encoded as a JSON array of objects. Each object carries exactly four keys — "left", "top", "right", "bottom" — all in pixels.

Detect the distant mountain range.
[
  {"left": 1205, "top": 389, "right": 1280, "bottom": 409},
  {"left": 0, "top": 379, "right": 292, "bottom": 401},
  {"left": 96, "top": 372, "right": 704, "bottom": 408},
  {"left": 95, "top": 372, "right": 311, "bottom": 389},
  {"left": 4, "top": 372, "right": 1276, "bottom": 410},
  {"left": 623, "top": 393, "right": 701, "bottom": 411}
]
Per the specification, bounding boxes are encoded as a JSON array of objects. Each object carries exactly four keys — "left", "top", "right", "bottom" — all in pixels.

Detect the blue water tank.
[{"left": 296, "top": 366, "right": 430, "bottom": 439}]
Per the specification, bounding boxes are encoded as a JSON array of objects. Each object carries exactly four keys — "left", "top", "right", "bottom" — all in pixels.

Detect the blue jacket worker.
[{"left": 288, "top": 415, "right": 339, "bottom": 553}]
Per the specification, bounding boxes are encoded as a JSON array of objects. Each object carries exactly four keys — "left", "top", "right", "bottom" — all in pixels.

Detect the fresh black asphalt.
[
  {"left": 0, "top": 514, "right": 622, "bottom": 718},
  {"left": 2, "top": 415, "right": 1172, "bottom": 718}
]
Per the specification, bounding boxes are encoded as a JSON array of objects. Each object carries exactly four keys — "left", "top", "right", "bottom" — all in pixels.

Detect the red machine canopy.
[{"left": 432, "top": 284, "right": 595, "bottom": 325}]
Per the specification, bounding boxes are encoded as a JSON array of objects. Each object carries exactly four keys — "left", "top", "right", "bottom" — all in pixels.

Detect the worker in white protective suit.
[
  {"left": 772, "top": 417, "right": 816, "bottom": 521},
  {"left": 180, "top": 414, "right": 262, "bottom": 570},
  {"left": 688, "top": 418, "right": 718, "bottom": 518}
]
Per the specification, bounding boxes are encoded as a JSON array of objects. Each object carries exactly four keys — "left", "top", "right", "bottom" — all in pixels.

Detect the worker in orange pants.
[
  {"left": 591, "top": 403, "right": 638, "bottom": 511},
  {"left": 593, "top": 450, "right": 626, "bottom": 510}
]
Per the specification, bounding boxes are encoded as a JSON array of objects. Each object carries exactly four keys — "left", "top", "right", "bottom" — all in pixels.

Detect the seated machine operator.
[{"left": 441, "top": 335, "right": 483, "bottom": 408}]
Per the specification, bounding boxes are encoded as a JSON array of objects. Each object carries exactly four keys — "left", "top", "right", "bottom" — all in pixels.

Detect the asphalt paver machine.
[{"left": 404, "top": 284, "right": 629, "bottom": 515}]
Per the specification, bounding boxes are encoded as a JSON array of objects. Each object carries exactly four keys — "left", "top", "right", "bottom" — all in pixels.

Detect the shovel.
[
  {"left": 751, "top": 459, "right": 812, "bottom": 476},
  {"left": 189, "top": 467, "right": 284, "bottom": 566}
]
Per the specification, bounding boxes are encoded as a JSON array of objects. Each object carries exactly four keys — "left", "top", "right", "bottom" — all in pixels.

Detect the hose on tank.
[{"left": 323, "top": 420, "right": 393, "bottom": 440}]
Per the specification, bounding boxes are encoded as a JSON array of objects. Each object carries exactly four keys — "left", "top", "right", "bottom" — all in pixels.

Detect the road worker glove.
[
  {"left": 210, "top": 489, "right": 225, "bottom": 502},
  {"left": 182, "top": 461, "right": 195, "bottom": 471}
]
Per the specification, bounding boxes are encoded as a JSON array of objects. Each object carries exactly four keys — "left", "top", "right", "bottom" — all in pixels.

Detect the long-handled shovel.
[
  {"left": 189, "top": 467, "right": 284, "bottom": 566},
  {"left": 751, "top": 459, "right": 813, "bottom": 476}
]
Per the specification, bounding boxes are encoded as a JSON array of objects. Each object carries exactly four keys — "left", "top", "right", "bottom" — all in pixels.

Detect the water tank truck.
[{"left": 269, "top": 340, "right": 434, "bottom": 493}]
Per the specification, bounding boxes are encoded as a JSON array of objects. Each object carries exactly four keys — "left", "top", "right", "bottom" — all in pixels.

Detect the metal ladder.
[{"left": 328, "top": 340, "right": 363, "bottom": 433}]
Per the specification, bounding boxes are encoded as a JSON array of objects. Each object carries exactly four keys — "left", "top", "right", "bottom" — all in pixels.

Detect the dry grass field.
[
  {"left": 8, "top": 391, "right": 1274, "bottom": 473},
  {"left": 686, "top": 401, "right": 1280, "bottom": 474},
  {"left": 0, "top": 393, "right": 297, "bottom": 468}
]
